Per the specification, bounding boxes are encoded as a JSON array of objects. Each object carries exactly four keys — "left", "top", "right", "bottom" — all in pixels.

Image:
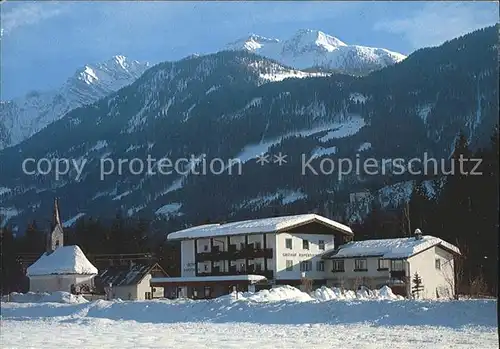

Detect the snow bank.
[
  {"left": 226, "top": 285, "right": 401, "bottom": 303},
  {"left": 240, "top": 285, "right": 314, "bottom": 303},
  {"left": 312, "top": 285, "right": 403, "bottom": 301},
  {"left": 2, "top": 291, "right": 88, "bottom": 304},
  {"left": 2, "top": 290, "right": 495, "bottom": 329}
]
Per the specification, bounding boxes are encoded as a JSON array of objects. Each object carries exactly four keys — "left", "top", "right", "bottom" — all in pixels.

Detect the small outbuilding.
[{"left": 96, "top": 262, "right": 168, "bottom": 300}]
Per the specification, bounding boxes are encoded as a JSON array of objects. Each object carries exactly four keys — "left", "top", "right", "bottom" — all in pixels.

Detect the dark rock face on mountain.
[{"left": 0, "top": 26, "right": 497, "bottom": 233}]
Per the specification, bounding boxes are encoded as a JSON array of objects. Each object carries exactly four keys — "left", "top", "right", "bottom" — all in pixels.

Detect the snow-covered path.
[{"left": 1, "top": 319, "right": 497, "bottom": 349}]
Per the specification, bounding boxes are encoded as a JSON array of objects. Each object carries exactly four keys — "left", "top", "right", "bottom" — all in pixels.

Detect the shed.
[{"left": 96, "top": 262, "right": 168, "bottom": 300}]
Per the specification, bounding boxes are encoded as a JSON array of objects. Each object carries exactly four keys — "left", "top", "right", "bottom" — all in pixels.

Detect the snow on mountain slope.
[
  {"left": 227, "top": 29, "right": 406, "bottom": 74},
  {"left": 0, "top": 56, "right": 150, "bottom": 150}
]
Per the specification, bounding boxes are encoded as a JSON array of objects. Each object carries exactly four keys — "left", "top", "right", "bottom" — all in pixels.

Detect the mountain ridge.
[
  {"left": 1, "top": 30, "right": 406, "bottom": 150},
  {"left": 226, "top": 29, "right": 406, "bottom": 74},
  {"left": 0, "top": 55, "right": 150, "bottom": 150},
  {"left": 0, "top": 26, "right": 497, "bottom": 234}
]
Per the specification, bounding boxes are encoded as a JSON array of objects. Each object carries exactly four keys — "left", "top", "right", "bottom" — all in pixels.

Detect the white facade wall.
[
  {"left": 198, "top": 261, "right": 211, "bottom": 273},
  {"left": 29, "top": 274, "right": 95, "bottom": 293},
  {"left": 212, "top": 238, "right": 226, "bottom": 251},
  {"left": 248, "top": 257, "right": 265, "bottom": 271},
  {"left": 408, "top": 246, "right": 455, "bottom": 299},
  {"left": 324, "top": 257, "right": 391, "bottom": 289},
  {"left": 247, "top": 234, "right": 264, "bottom": 247},
  {"left": 266, "top": 233, "right": 276, "bottom": 271},
  {"left": 274, "top": 233, "right": 334, "bottom": 280},
  {"left": 181, "top": 240, "right": 196, "bottom": 277},
  {"left": 229, "top": 235, "right": 245, "bottom": 249},
  {"left": 229, "top": 258, "right": 247, "bottom": 271},
  {"left": 196, "top": 239, "right": 211, "bottom": 252},
  {"left": 180, "top": 232, "right": 338, "bottom": 281},
  {"left": 213, "top": 259, "right": 229, "bottom": 272}
]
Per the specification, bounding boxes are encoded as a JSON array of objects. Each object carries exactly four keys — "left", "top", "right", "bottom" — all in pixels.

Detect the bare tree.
[
  {"left": 403, "top": 202, "right": 411, "bottom": 237},
  {"left": 453, "top": 240, "right": 467, "bottom": 298},
  {"left": 439, "top": 240, "right": 468, "bottom": 299},
  {"left": 469, "top": 273, "right": 488, "bottom": 297},
  {"left": 338, "top": 276, "right": 346, "bottom": 294},
  {"left": 352, "top": 276, "right": 363, "bottom": 291},
  {"left": 301, "top": 277, "right": 313, "bottom": 293}
]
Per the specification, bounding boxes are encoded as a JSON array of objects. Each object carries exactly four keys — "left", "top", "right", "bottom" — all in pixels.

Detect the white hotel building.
[
  {"left": 151, "top": 214, "right": 460, "bottom": 299},
  {"left": 152, "top": 214, "right": 354, "bottom": 298}
]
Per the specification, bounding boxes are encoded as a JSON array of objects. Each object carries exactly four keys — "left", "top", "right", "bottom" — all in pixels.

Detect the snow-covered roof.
[
  {"left": 27, "top": 245, "right": 98, "bottom": 276},
  {"left": 151, "top": 275, "right": 267, "bottom": 283},
  {"left": 167, "top": 214, "right": 353, "bottom": 240},
  {"left": 322, "top": 235, "right": 460, "bottom": 260},
  {"left": 97, "top": 263, "right": 166, "bottom": 287}
]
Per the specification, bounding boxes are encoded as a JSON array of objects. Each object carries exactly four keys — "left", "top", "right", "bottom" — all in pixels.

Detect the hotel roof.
[
  {"left": 321, "top": 235, "right": 460, "bottom": 259},
  {"left": 167, "top": 214, "right": 353, "bottom": 240}
]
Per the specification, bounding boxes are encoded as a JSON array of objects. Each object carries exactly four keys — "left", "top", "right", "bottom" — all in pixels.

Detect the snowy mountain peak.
[
  {"left": 226, "top": 29, "right": 406, "bottom": 74},
  {"left": 286, "top": 29, "right": 348, "bottom": 53},
  {"left": 79, "top": 66, "right": 99, "bottom": 85},
  {"left": 70, "top": 55, "right": 150, "bottom": 88},
  {"left": 0, "top": 56, "right": 150, "bottom": 150},
  {"left": 112, "top": 54, "right": 127, "bottom": 68},
  {"left": 227, "top": 34, "right": 280, "bottom": 51}
]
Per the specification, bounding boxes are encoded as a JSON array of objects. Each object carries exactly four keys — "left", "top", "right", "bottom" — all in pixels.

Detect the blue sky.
[{"left": 1, "top": 1, "right": 498, "bottom": 99}]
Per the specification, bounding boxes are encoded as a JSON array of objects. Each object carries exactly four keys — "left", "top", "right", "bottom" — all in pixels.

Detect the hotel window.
[
  {"left": 286, "top": 260, "right": 294, "bottom": 271},
  {"left": 435, "top": 259, "right": 441, "bottom": 270},
  {"left": 318, "top": 240, "right": 325, "bottom": 250},
  {"left": 378, "top": 259, "right": 390, "bottom": 270},
  {"left": 300, "top": 261, "right": 312, "bottom": 272},
  {"left": 255, "top": 263, "right": 262, "bottom": 271},
  {"left": 204, "top": 287, "right": 211, "bottom": 298},
  {"left": 391, "top": 260, "right": 404, "bottom": 271},
  {"left": 316, "top": 261, "right": 325, "bottom": 272},
  {"left": 204, "top": 264, "right": 208, "bottom": 271},
  {"left": 285, "top": 238, "right": 293, "bottom": 249},
  {"left": 303, "top": 239, "right": 309, "bottom": 250},
  {"left": 255, "top": 242, "right": 262, "bottom": 249},
  {"left": 354, "top": 259, "right": 367, "bottom": 271},
  {"left": 332, "top": 260, "right": 344, "bottom": 272},
  {"left": 203, "top": 245, "right": 208, "bottom": 252}
]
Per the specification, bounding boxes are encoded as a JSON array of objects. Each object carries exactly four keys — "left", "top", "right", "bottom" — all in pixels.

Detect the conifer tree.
[{"left": 412, "top": 272, "right": 425, "bottom": 299}]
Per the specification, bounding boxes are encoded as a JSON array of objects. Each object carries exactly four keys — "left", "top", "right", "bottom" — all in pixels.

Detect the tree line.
[{"left": 1, "top": 128, "right": 497, "bottom": 296}]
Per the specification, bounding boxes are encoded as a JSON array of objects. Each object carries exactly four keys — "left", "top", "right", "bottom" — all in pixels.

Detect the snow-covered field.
[{"left": 1, "top": 287, "right": 497, "bottom": 349}]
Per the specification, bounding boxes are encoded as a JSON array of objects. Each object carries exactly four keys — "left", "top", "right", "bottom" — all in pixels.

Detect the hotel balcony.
[
  {"left": 390, "top": 270, "right": 406, "bottom": 279},
  {"left": 197, "top": 269, "right": 273, "bottom": 280},
  {"left": 196, "top": 246, "right": 273, "bottom": 262}
]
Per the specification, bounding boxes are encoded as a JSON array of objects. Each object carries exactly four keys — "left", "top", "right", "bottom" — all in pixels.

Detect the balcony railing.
[
  {"left": 196, "top": 269, "right": 273, "bottom": 280},
  {"left": 235, "top": 247, "right": 273, "bottom": 259},
  {"left": 390, "top": 270, "right": 406, "bottom": 279},
  {"left": 196, "top": 247, "right": 273, "bottom": 262}
]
